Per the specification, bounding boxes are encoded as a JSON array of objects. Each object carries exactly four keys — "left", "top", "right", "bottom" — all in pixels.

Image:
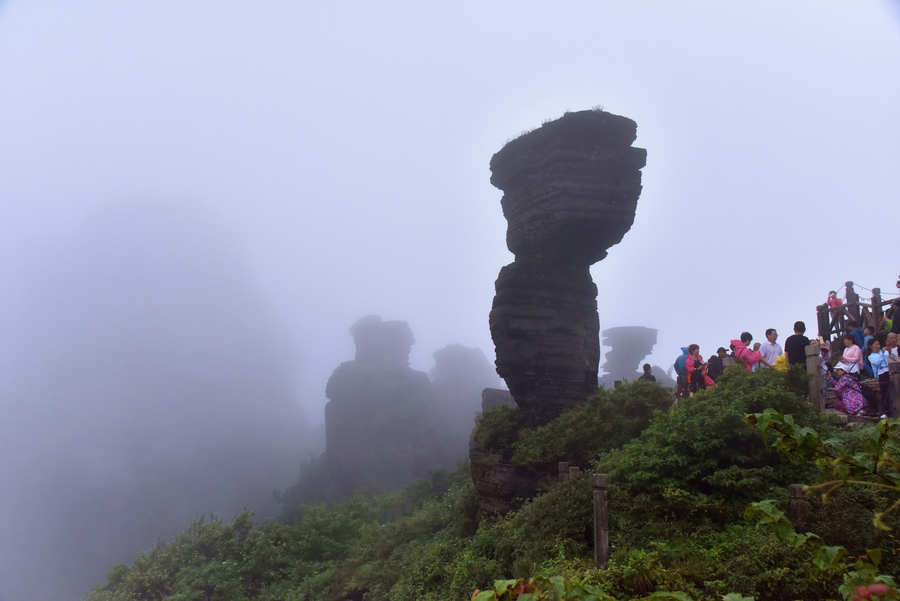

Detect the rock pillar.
[{"left": 488, "top": 109, "right": 646, "bottom": 421}]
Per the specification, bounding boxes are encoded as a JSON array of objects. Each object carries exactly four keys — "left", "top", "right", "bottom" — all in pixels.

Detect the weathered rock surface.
[
  {"left": 490, "top": 259, "right": 600, "bottom": 419},
  {"left": 468, "top": 449, "right": 538, "bottom": 517},
  {"left": 488, "top": 110, "right": 646, "bottom": 421},
  {"left": 481, "top": 388, "right": 515, "bottom": 412},
  {"left": 474, "top": 109, "right": 645, "bottom": 517},
  {"left": 490, "top": 111, "right": 646, "bottom": 265}
]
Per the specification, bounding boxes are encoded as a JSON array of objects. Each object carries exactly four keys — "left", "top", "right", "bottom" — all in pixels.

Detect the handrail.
[{"left": 816, "top": 283, "right": 895, "bottom": 342}]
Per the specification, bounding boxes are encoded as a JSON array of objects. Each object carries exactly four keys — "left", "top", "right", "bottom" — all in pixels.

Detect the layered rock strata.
[
  {"left": 488, "top": 110, "right": 646, "bottom": 421},
  {"left": 472, "top": 109, "right": 646, "bottom": 518}
]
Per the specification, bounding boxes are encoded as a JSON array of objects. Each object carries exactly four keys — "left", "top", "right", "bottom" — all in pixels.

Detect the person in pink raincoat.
[
  {"left": 838, "top": 333, "right": 863, "bottom": 374},
  {"left": 825, "top": 362, "right": 866, "bottom": 415},
  {"left": 685, "top": 344, "right": 717, "bottom": 393},
  {"left": 731, "top": 332, "right": 770, "bottom": 372}
]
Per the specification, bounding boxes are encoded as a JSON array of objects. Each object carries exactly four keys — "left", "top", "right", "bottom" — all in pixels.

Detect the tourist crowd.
[{"left": 672, "top": 286, "right": 900, "bottom": 419}]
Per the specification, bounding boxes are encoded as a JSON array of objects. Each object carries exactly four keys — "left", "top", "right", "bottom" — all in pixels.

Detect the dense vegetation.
[{"left": 88, "top": 368, "right": 899, "bottom": 601}]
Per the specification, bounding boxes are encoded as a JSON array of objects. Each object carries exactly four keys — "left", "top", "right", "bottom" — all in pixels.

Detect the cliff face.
[
  {"left": 488, "top": 110, "right": 646, "bottom": 422},
  {"left": 474, "top": 109, "right": 646, "bottom": 517},
  {"left": 324, "top": 316, "right": 440, "bottom": 495}
]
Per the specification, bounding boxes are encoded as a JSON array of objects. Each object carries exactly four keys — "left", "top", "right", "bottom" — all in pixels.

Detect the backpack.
[{"left": 674, "top": 354, "right": 688, "bottom": 377}]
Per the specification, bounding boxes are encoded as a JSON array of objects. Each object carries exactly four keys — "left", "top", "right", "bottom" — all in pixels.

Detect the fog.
[
  {"left": 1, "top": 1, "right": 899, "bottom": 599},
  {"left": 1, "top": 202, "right": 305, "bottom": 600}
]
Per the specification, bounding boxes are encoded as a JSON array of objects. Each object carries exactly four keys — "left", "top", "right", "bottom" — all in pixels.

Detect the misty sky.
[
  {"left": 1, "top": 2, "right": 900, "bottom": 598},
  {"left": 3, "top": 1, "right": 900, "bottom": 400}
]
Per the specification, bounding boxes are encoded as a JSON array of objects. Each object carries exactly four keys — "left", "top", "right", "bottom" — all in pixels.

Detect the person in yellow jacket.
[{"left": 773, "top": 353, "right": 789, "bottom": 371}]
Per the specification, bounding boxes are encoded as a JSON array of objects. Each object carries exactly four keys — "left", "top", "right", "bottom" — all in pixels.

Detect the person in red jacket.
[
  {"left": 731, "top": 332, "right": 768, "bottom": 372},
  {"left": 826, "top": 290, "right": 843, "bottom": 317},
  {"left": 685, "top": 344, "right": 717, "bottom": 392}
]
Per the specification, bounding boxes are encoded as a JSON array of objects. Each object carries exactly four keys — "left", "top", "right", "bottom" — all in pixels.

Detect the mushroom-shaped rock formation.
[
  {"left": 472, "top": 110, "right": 646, "bottom": 519},
  {"left": 488, "top": 110, "right": 646, "bottom": 421},
  {"left": 598, "top": 326, "right": 675, "bottom": 388}
]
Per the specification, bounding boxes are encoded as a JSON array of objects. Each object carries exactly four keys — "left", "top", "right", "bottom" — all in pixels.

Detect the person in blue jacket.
[
  {"left": 674, "top": 347, "right": 690, "bottom": 399},
  {"left": 868, "top": 339, "right": 893, "bottom": 418},
  {"left": 849, "top": 322, "right": 866, "bottom": 350}
]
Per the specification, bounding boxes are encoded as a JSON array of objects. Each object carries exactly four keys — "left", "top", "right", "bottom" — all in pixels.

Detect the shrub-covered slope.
[{"left": 87, "top": 369, "right": 898, "bottom": 601}]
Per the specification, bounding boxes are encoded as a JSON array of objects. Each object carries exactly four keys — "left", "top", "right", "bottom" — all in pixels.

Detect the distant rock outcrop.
[
  {"left": 324, "top": 316, "right": 440, "bottom": 496},
  {"left": 481, "top": 388, "right": 516, "bottom": 412},
  {"left": 599, "top": 326, "right": 674, "bottom": 388},
  {"left": 431, "top": 344, "right": 501, "bottom": 459},
  {"left": 488, "top": 110, "right": 646, "bottom": 421}
]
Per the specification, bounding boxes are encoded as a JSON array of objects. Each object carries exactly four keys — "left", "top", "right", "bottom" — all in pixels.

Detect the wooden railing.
[
  {"left": 816, "top": 281, "right": 894, "bottom": 342},
  {"left": 806, "top": 341, "right": 900, "bottom": 416}
]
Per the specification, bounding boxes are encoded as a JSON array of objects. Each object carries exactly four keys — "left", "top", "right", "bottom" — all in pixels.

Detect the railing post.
[
  {"left": 846, "top": 281, "right": 860, "bottom": 325},
  {"left": 890, "top": 361, "right": 900, "bottom": 419},
  {"left": 592, "top": 473, "right": 609, "bottom": 569},
  {"left": 816, "top": 304, "right": 830, "bottom": 342},
  {"left": 872, "top": 288, "right": 883, "bottom": 332},
  {"left": 558, "top": 461, "right": 569, "bottom": 482},
  {"left": 806, "top": 344, "right": 824, "bottom": 411},
  {"left": 788, "top": 484, "right": 809, "bottom": 530}
]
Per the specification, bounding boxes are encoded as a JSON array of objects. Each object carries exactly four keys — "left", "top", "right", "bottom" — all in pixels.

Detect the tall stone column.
[{"left": 488, "top": 109, "right": 647, "bottom": 422}]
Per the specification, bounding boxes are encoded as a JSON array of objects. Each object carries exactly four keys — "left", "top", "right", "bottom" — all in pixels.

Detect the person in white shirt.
[
  {"left": 886, "top": 332, "right": 899, "bottom": 360},
  {"left": 758, "top": 328, "right": 782, "bottom": 369}
]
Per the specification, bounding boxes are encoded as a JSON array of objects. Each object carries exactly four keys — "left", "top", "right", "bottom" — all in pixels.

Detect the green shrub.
[
  {"left": 472, "top": 406, "right": 527, "bottom": 456},
  {"left": 92, "top": 369, "right": 892, "bottom": 601},
  {"left": 512, "top": 382, "right": 673, "bottom": 470},
  {"left": 593, "top": 368, "right": 824, "bottom": 532}
]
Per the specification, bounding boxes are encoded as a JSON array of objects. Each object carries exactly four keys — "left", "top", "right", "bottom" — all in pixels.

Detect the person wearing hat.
[{"left": 826, "top": 362, "right": 866, "bottom": 415}]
